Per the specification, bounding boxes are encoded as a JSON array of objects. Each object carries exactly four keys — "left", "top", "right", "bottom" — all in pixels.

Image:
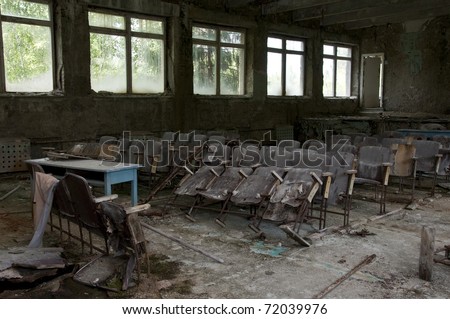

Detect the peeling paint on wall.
[{"left": 400, "top": 33, "right": 422, "bottom": 75}]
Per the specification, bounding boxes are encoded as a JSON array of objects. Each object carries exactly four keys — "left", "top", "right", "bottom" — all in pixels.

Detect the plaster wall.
[
  {"left": 0, "top": 0, "right": 405, "bottom": 146},
  {"left": 360, "top": 16, "right": 450, "bottom": 114}
]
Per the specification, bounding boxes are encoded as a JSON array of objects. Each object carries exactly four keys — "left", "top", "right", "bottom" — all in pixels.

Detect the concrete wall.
[
  {"left": 6, "top": 0, "right": 448, "bottom": 147},
  {"left": 360, "top": 16, "right": 450, "bottom": 114}
]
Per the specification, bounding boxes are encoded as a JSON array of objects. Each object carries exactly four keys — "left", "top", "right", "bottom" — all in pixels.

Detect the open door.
[{"left": 360, "top": 53, "right": 384, "bottom": 109}]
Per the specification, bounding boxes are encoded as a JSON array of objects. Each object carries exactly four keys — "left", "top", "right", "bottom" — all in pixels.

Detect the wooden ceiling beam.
[
  {"left": 226, "top": 0, "right": 258, "bottom": 8},
  {"left": 262, "top": 0, "right": 342, "bottom": 15},
  {"left": 321, "top": 0, "right": 450, "bottom": 26},
  {"left": 343, "top": 5, "right": 450, "bottom": 30},
  {"left": 293, "top": 0, "right": 393, "bottom": 21}
]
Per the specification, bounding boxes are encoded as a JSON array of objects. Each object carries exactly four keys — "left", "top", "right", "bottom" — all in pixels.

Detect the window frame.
[
  {"left": 322, "top": 43, "right": 353, "bottom": 98},
  {"left": 192, "top": 23, "right": 246, "bottom": 96},
  {"left": 0, "top": 0, "right": 55, "bottom": 93},
  {"left": 88, "top": 8, "right": 166, "bottom": 94},
  {"left": 267, "top": 34, "right": 306, "bottom": 97}
]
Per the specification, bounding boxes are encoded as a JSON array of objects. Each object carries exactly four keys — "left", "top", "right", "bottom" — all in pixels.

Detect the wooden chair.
[
  {"left": 58, "top": 173, "right": 150, "bottom": 282},
  {"left": 354, "top": 146, "right": 394, "bottom": 214},
  {"left": 196, "top": 166, "right": 254, "bottom": 226},
  {"left": 230, "top": 166, "right": 287, "bottom": 230},
  {"left": 168, "top": 165, "right": 226, "bottom": 220},
  {"left": 412, "top": 140, "right": 442, "bottom": 196},
  {"left": 251, "top": 168, "right": 323, "bottom": 245}
]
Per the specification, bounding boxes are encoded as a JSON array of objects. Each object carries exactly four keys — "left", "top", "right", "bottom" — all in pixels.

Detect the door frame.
[{"left": 360, "top": 53, "right": 385, "bottom": 109}]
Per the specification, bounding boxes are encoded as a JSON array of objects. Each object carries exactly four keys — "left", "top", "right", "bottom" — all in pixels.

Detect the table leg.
[
  {"left": 104, "top": 172, "right": 112, "bottom": 196},
  {"left": 131, "top": 169, "right": 138, "bottom": 206}
]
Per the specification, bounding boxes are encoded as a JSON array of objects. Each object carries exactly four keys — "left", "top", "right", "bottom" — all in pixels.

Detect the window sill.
[
  {"left": 267, "top": 95, "right": 312, "bottom": 100},
  {"left": 324, "top": 96, "right": 358, "bottom": 100},
  {"left": 193, "top": 94, "right": 252, "bottom": 99},
  {"left": 0, "top": 90, "right": 64, "bottom": 97},
  {"left": 91, "top": 91, "right": 174, "bottom": 98}
]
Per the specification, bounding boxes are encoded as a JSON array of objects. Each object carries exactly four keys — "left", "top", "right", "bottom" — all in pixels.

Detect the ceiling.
[{"left": 224, "top": 0, "right": 450, "bottom": 30}]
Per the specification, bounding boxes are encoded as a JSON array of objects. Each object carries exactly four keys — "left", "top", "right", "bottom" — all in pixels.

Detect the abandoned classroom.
[{"left": 0, "top": 0, "right": 449, "bottom": 299}]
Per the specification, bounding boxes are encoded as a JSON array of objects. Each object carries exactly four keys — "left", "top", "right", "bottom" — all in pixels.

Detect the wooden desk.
[{"left": 26, "top": 158, "right": 140, "bottom": 206}]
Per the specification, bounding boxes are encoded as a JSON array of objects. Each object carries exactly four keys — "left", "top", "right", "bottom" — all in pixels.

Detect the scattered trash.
[
  {"left": 406, "top": 202, "right": 418, "bottom": 210},
  {"left": 250, "top": 241, "right": 288, "bottom": 257},
  {"left": 312, "top": 254, "right": 376, "bottom": 299},
  {"left": 0, "top": 247, "right": 68, "bottom": 288},
  {"left": 73, "top": 254, "right": 129, "bottom": 292},
  {"left": 347, "top": 228, "right": 376, "bottom": 237}
]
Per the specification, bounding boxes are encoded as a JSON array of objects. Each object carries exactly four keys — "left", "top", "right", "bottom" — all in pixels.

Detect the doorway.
[{"left": 360, "top": 53, "right": 384, "bottom": 109}]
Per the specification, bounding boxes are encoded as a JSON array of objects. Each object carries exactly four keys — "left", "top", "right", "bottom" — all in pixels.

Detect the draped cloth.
[{"left": 28, "top": 172, "right": 58, "bottom": 248}]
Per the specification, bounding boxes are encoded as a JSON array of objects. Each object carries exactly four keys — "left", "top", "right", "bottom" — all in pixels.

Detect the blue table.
[
  {"left": 26, "top": 158, "right": 140, "bottom": 206},
  {"left": 397, "top": 129, "right": 450, "bottom": 138}
]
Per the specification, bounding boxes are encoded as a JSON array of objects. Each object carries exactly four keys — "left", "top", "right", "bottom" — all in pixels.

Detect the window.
[
  {"left": 89, "top": 11, "right": 165, "bottom": 94},
  {"left": 323, "top": 44, "right": 352, "bottom": 97},
  {"left": 192, "top": 25, "right": 245, "bottom": 95},
  {"left": 0, "top": 0, "right": 53, "bottom": 92},
  {"left": 267, "top": 36, "right": 305, "bottom": 96}
]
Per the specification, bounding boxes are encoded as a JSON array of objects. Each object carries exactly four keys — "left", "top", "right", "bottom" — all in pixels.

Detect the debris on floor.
[
  {"left": 250, "top": 241, "right": 288, "bottom": 257},
  {"left": 73, "top": 254, "right": 131, "bottom": 292},
  {"left": 346, "top": 228, "right": 376, "bottom": 237},
  {"left": 434, "top": 245, "right": 450, "bottom": 267},
  {"left": 0, "top": 247, "right": 67, "bottom": 287}
]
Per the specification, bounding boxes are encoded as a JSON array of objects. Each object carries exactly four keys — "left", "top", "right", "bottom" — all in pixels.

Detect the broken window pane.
[
  {"left": 88, "top": 12, "right": 165, "bottom": 94},
  {"left": 220, "top": 31, "right": 244, "bottom": 44},
  {"left": 337, "top": 46, "right": 352, "bottom": 58},
  {"left": 267, "top": 52, "right": 282, "bottom": 96},
  {"left": 267, "top": 37, "right": 282, "bottom": 49},
  {"left": 323, "top": 44, "right": 334, "bottom": 55},
  {"left": 286, "top": 40, "right": 304, "bottom": 52},
  {"left": 132, "top": 37, "right": 164, "bottom": 93},
  {"left": 267, "top": 36, "right": 305, "bottom": 97},
  {"left": 220, "top": 47, "right": 244, "bottom": 95},
  {"left": 336, "top": 59, "right": 351, "bottom": 97},
  {"left": 323, "top": 58, "right": 335, "bottom": 97},
  {"left": 193, "top": 27, "right": 216, "bottom": 41},
  {"left": 323, "top": 43, "right": 352, "bottom": 97},
  {"left": 88, "top": 12, "right": 125, "bottom": 30},
  {"left": 131, "top": 18, "right": 163, "bottom": 34},
  {"left": 0, "top": 0, "right": 49, "bottom": 21},
  {"left": 2, "top": 22, "right": 53, "bottom": 92},
  {"left": 193, "top": 26, "right": 245, "bottom": 95},
  {"left": 90, "top": 33, "right": 126, "bottom": 93},
  {"left": 286, "top": 54, "right": 304, "bottom": 96},
  {"left": 193, "top": 44, "right": 216, "bottom": 94}
]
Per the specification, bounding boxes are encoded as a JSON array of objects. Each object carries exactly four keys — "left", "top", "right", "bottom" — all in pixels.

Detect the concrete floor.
[{"left": 0, "top": 173, "right": 449, "bottom": 299}]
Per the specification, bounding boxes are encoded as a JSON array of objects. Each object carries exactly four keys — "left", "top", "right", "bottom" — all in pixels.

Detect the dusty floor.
[{"left": 0, "top": 172, "right": 449, "bottom": 299}]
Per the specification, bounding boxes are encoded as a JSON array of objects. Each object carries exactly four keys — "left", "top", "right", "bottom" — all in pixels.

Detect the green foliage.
[
  {"left": 89, "top": 12, "right": 165, "bottom": 92},
  {"left": 1, "top": 0, "right": 49, "bottom": 20},
  {"left": 193, "top": 44, "right": 216, "bottom": 89},
  {"left": 2, "top": 22, "right": 51, "bottom": 83},
  {"left": 90, "top": 33, "right": 125, "bottom": 78},
  {"left": 131, "top": 37, "right": 163, "bottom": 78},
  {"left": 192, "top": 27, "right": 244, "bottom": 95},
  {"left": 1, "top": 1, "right": 52, "bottom": 88},
  {"left": 220, "top": 47, "right": 243, "bottom": 94}
]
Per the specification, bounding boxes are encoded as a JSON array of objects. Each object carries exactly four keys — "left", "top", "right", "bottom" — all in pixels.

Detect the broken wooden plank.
[
  {"left": 313, "top": 254, "right": 376, "bottom": 299},
  {"left": 141, "top": 222, "right": 224, "bottom": 264},
  {"left": 279, "top": 224, "right": 312, "bottom": 247},
  {"left": 434, "top": 255, "right": 450, "bottom": 266},
  {"left": 0, "top": 267, "right": 59, "bottom": 284},
  {"left": 419, "top": 226, "right": 435, "bottom": 281},
  {"left": 0, "top": 185, "right": 21, "bottom": 201},
  {"left": 13, "top": 257, "right": 66, "bottom": 270},
  {"left": 0, "top": 247, "right": 64, "bottom": 272}
]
